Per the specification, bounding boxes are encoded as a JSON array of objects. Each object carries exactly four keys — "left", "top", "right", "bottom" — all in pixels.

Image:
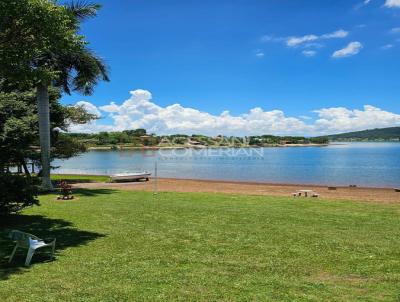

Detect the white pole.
[{"left": 153, "top": 160, "right": 158, "bottom": 195}]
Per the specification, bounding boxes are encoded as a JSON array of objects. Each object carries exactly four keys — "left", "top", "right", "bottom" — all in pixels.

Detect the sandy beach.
[{"left": 73, "top": 178, "right": 400, "bottom": 203}]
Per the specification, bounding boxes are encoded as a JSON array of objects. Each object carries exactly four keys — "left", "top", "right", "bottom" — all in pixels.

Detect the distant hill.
[{"left": 322, "top": 127, "right": 400, "bottom": 142}]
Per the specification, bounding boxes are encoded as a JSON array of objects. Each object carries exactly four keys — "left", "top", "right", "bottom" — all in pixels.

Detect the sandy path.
[{"left": 72, "top": 178, "right": 400, "bottom": 203}]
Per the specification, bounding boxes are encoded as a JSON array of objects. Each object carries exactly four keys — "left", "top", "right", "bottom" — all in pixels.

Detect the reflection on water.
[{"left": 53, "top": 142, "right": 400, "bottom": 187}]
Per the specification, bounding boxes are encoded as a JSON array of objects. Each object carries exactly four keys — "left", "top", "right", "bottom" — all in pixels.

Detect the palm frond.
[
  {"left": 65, "top": 1, "right": 101, "bottom": 21},
  {"left": 71, "top": 49, "right": 109, "bottom": 95},
  {"left": 53, "top": 48, "right": 109, "bottom": 96}
]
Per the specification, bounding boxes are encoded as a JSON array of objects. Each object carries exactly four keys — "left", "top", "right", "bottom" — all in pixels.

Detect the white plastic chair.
[{"left": 8, "top": 230, "right": 56, "bottom": 266}]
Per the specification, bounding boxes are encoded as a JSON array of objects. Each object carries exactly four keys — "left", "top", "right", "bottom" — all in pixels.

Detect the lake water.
[{"left": 53, "top": 143, "right": 400, "bottom": 188}]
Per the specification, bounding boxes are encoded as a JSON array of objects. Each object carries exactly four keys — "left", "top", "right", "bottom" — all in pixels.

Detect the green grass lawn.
[{"left": 1, "top": 190, "right": 400, "bottom": 301}]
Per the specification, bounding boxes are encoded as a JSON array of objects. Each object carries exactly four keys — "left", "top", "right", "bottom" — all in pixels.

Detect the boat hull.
[{"left": 110, "top": 173, "right": 151, "bottom": 182}]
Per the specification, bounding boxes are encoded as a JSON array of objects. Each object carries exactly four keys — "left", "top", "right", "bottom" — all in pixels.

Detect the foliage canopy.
[
  {"left": 0, "top": 0, "right": 110, "bottom": 92},
  {"left": 0, "top": 89, "right": 96, "bottom": 171}
]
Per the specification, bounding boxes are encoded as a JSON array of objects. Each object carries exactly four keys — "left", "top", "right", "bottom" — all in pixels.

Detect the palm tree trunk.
[{"left": 37, "top": 83, "right": 53, "bottom": 191}]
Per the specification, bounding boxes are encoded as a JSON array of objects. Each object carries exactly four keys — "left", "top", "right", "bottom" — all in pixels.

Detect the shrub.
[{"left": 0, "top": 173, "right": 39, "bottom": 215}]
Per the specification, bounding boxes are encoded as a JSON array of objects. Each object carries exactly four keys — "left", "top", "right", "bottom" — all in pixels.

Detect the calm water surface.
[{"left": 53, "top": 142, "right": 400, "bottom": 188}]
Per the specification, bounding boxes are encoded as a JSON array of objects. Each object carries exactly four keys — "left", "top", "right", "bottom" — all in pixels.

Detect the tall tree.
[
  {"left": 0, "top": 88, "right": 96, "bottom": 216},
  {"left": 0, "top": 88, "right": 98, "bottom": 175},
  {"left": 0, "top": 0, "right": 109, "bottom": 190}
]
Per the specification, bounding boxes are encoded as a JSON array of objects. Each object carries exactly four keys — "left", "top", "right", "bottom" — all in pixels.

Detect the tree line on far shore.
[{"left": 67, "top": 129, "right": 330, "bottom": 147}]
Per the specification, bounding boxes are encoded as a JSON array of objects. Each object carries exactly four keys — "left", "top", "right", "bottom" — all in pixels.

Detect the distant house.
[{"left": 188, "top": 139, "right": 202, "bottom": 145}]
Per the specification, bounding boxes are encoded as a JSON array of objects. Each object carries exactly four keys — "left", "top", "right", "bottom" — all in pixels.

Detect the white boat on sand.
[{"left": 110, "top": 172, "right": 151, "bottom": 182}]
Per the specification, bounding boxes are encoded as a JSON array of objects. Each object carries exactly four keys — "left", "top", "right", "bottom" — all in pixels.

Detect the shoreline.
[
  {"left": 70, "top": 176, "right": 400, "bottom": 203},
  {"left": 55, "top": 174, "right": 397, "bottom": 190},
  {"left": 156, "top": 177, "right": 398, "bottom": 190},
  {"left": 85, "top": 142, "right": 399, "bottom": 151},
  {"left": 87, "top": 143, "right": 329, "bottom": 150}
]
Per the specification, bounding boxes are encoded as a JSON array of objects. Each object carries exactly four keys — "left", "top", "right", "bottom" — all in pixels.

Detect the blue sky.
[{"left": 64, "top": 0, "right": 400, "bottom": 135}]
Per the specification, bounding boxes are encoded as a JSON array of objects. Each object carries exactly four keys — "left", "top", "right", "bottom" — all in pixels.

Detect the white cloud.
[
  {"left": 70, "top": 89, "right": 400, "bottom": 136},
  {"left": 286, "top": 29, "right": 348, "bottom": 47},
  {"left": 390, "top": 27, "right": 400, "bottom": 33},
  {"left": 381, "top": 44, "right": 394, "bottom": 49},
  {"left": 385, "top": 0, "right": 400, "bottom": 8},
  {"left": 75, "top": 101, "right": 101, "bottom": 117},
  {"left": 357, "top": 0, "right": 371, "bottom": 7},
  {"left": 69, "top": 122, "right": 113, "bottom": 133},
  {"left": 91, "top": 90, "right": 311, "bottom": 135},
  {"left": 254, "top": 49, "right": 265, "bottom": 58},
  {"left": 321, "top": 29, "right": 349, "bottom": 39},
  {"left": 287, "top": 35, "right": 318, "bottom": 47},
  {"left": 302, "top": 50, "right": 317, "bottom": 57},
  {"left": 332, "top": 41, "right": 363, "bottom": 58},
  {"left": 99, "top": 102, "right": 120, "bottom": 113},
  {"left": 314, "top": 105, "right": 400, "bottom": 133}
]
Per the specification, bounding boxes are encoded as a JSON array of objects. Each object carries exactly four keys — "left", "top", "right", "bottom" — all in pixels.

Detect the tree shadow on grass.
[
  {"left": 42, "top": 188, "right": 119, "bottom": 198},
  {"left": 53, "top": 178, "right": 109, "bottom": 184},
  {"left": 72, "top": 188, "right": 119, "bottom": 197},
  {"left": 0, "top": 214, "right": 105, "bottom": 281}
]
